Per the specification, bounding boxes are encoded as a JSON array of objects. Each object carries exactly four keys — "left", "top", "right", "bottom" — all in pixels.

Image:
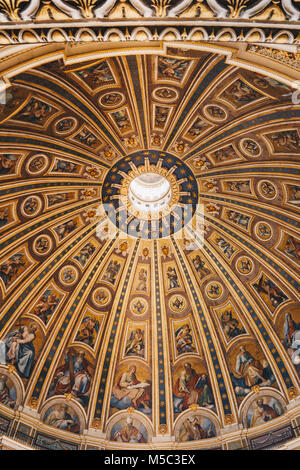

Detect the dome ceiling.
[{"left": 0, "top": 47, "right": 299, "bottom": 448}]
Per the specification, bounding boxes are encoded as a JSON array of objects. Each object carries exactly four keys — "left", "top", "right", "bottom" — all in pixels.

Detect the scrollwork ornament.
[
  {"left": 287, "top": 386, "right": 298, "bottom": 400},
  {"left": 158, "top": 423, "right": 168, "bottom": 434},
  {"left": 224, "top": 413, "right": 235, "bottom": 425},
  {"left": 28, "top": 396, "right": 39, "bottom": 409},
  {"left": 95, "top": 0, "right": 153, "bottom": 17},
  {"left": 168, "top": 0, "right": 228, "bottom": 17},
  {"left": 241, "top": 0, "right": 299, "bottom": 19},
  {"left": 0, "top": 0, "right": 299, "bottom": 25},
  {"left": 7, "top": 364, "right": 16, "bottom": 373},
  {"left": 50, "top": 0, "right": 82, "bottom": 18},
  {"left": 91, "top": 417, "right": 101, "bottom": 429}
]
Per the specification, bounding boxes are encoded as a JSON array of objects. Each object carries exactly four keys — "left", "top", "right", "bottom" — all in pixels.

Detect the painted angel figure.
[
  {"left": 192, "top": 255, "right": 210, "bottom": 278},
  {"left": 175, "top": 324, "right": 195, "bottom": 354},
  {"left": 0, "top": 253, "right": 26, "bottom": 287},
  {"left": 76, "top": 316, "right": 100, "bottom": 348},
  {"left": 158, "top": 57, "right": 190, "bottom": 79},
  {"left": 124, "top": 328, "right": 145, "bottom": 358},
  {"left": 167, "top": 266, "right": 180, "bottom": 289},
  {"left": 136, "top": 268, "right": 147, "bottom": 292},
  {"left": 0, "top": 155, "right": 17, "bottom": 175}
]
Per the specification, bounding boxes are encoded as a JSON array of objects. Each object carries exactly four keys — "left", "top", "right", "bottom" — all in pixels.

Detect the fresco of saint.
[
  {"left": 111, "top": 365, "right": 151, "bottom": 414},
  {"left": 3, "top": 323, "right": 38, "bottom": 378},
  {"left": 173, "top": 362, "right": 214, "bottom": 413},
  {"left": 111, "top": 416, "right": 147, "bottom": 443}
]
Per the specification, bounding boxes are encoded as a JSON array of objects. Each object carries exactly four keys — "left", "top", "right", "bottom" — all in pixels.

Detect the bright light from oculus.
[{"left": 128, "top": 173, "right": 171, "bottom": 213}]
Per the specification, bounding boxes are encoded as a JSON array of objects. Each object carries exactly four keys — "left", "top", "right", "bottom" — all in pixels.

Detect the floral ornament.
[
  {"left": 227, "top": 0, "right": 250, "bottom": 18},
  {"left": 83, "top": 165, "right": 102, "bottom": 179},
  {"left": 126, "top": 406, "right": 135, "bottom": 415},
  {"left": 102, "top": 147, "right": 115, "bottom": 161},
  {"left": 80, "top": 188, "right": 97, "bottom": 200},
  {"left": 175, "top": 141, "right": 185, "bottom": 153},
  {"left": 96, "top": 223, "right": 109, "bottom": 240},
  {"left": 82, "top": 208, "right": 99, "bottom": 223},
  {"left": 205, "top": 202, "right": 220, "bottom": 217},
  {"left": 115, "top": 240, "right": 129, "bottom": 256},
  {"left": 150, "top": 133, "right": 163, "bottom": 147},
  {"left": 189, "top": 403, "right": 200, "bottom": 412},
  {"left": 202, "top": 178, "right": 218, "bottom": 192},
  {"left": 96, "top": 221, "right": 117, "bottom": 241},
  {"left": 96, "top": 205, "right": 106, "bottom": 218},
  {"left": 0, "top": 0, "right": 25, "bottom": 21},
  {"left": 196, "top": 222, "right": 210, "bottom": 237},
  {"left": 69, "top": 0, "right": 98, "bottom": 18},
  {"left": 123, "top": 135, "right": 139, "bottom": 148},
  {"left": 151, "top": 0, "right": 172, "bottom": 17},
  {"left": 174, "top": 140, "right": 189, "bottom": 154},
  {"left": 191, "top": 156, "right": 211, "bottom": 171}
]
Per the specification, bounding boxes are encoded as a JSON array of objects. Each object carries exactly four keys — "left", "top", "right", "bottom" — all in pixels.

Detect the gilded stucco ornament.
[{"left": 0, "top": 0, "right": 299, "bottom": 24}]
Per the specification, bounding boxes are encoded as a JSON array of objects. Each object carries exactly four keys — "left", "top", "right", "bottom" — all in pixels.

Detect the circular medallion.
[
  {"left": 205, "top": 281, "right": 223, "bottom": 299},
  {"left": 203, "top": 104, "right": 227, "bottom": 122},
  {"left": 253, "top": 77, "right": 269, "bottom": 89},
  {"left": 92, "top": 287, "right": 112, "bottom": 307},
  {"left": 239, "top": 138, "right": 261, "bottom": 157},
  {"left": 255, "top": 222, "right": 273, "bottom": 240},
  {"left": 101, "top": 150, "right": 198, "bottom": 239},
  {"left": 33, "top": 235, "right": 53, "bottom": 256},
  {"left": 21, "top": 196, "right": 42, "bottom": 217},
  {"left": 99, "top": 92, "right": 125, "bottom": 108},
  {"left": 55, "top": 117, "right": 77, "bottom": 134},
  {"left": 152, "top": 87, "right": 178, "bottom": 103},
  {"left": 130, "top": 297, "right": 148, "bottom": 316},
  {"left": 59, "top": 265, "right": 79, "bottom": 286},
  {"left": 236, "top": 256, "right": 254, "bottom": 275},
  {"left": 258, "top": 180, "right": 277, "bottom": 200},
  {"left": 26, "top": 154, "right": 49, "bottom": 175},
  {"left": 169, "top": 294, "right": 186, "bottom": 313}
]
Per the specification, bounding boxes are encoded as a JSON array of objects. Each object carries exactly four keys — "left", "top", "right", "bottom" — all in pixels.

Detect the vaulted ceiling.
[{"left": 0, "top": 45, "right": 299, "bottom": 449}]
